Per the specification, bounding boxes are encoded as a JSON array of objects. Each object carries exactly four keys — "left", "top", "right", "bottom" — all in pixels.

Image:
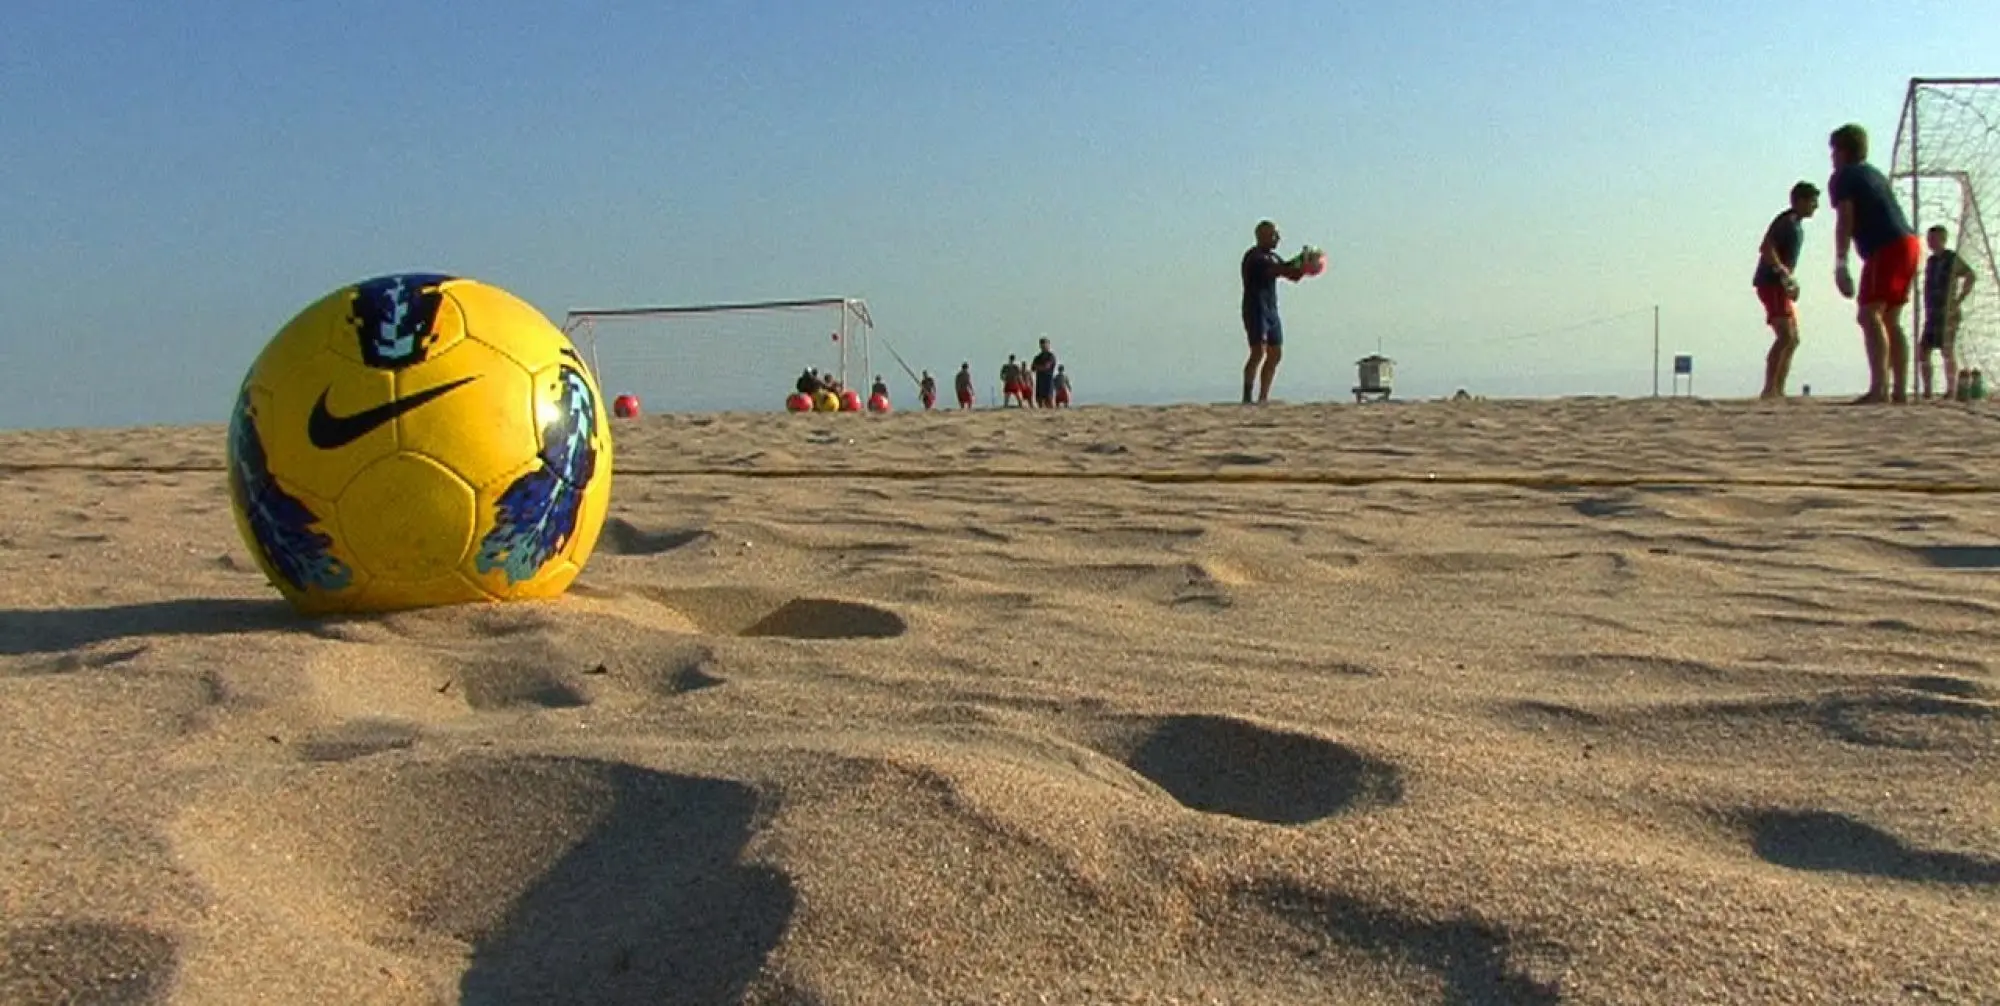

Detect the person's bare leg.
[
  {"left": 1762, "top": 318, "right": 1798, "bottom": 398},
  {"left": 1243, "top": 346, "right": 1265, "bottom": 404},
  {"left": 1885, "top": 302, "right": 1911, "bottom": 403},
  {"left": 1853, "top": 303, "right": 1889, "bottom": 403},
  {"left": 1919, "top": 348, "right": 1935, "bottom": 399},
  {"left": 1776, "top": 332, "right": 1802, "bottom": 398},
  {"left": 1257, "top": 345, "right": 1283, "bottom": 404}
]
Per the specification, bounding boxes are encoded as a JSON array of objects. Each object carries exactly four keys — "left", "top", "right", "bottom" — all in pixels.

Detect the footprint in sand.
[
  {"left": 1739, "top": 808, "right": 2000, "bottom": 886},
  {"left": 1243, "top": 884, "right": 1563, "bottom": 1005},
  {"left": 1085, "top": 714, "right": 1404, "bottom": 825},
  {"left": 597, "top": 518, "right": 711, "bottom": 556},
  {"left": 636, "top": 586, "right": 907, "bottom": 640},
  {"left": 22, "top": 643, "right": 150, "bottom": 677},
  {"left": 0, "top": 920, "right": 178, "bottom": 1006},
  {"left": 1503, "top": 686, "right": 1995, "bottom": 755},
  {"left": 296, "top": 718, "right": 422, "bottom": 763},
  {"left": 169, "top": 756, "right": 795, "bottom": 1005},
  {"left": 1907, "top": 544, "right": 2000, "bottom": 569}
]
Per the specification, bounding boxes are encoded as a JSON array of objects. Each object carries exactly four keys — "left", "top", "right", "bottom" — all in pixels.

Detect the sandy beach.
[{"left": 2, "top": 396, "right": 1997, "bottom": 1005}]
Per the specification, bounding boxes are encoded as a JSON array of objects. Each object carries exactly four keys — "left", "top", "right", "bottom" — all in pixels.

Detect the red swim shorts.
[
  {"left": 1755, "top": 283, "right": 1795, "bottom": 326},
  {"left": 1859, "top": 234, "right": 1922, "bottom": 307}
]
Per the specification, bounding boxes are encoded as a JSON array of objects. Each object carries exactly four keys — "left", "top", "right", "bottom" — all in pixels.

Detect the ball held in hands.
[{"left": 1287, "top": 245, "right": 1328, "bottom": 277}]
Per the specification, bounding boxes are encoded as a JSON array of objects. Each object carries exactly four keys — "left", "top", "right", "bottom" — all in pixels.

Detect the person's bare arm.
[
  {"left": 1833, "top": 201, "right": 1855, "bottom": 262},
  {"left": 1958, "top": 258, "right": 1978, "bottom": 302},
  {"left": 1760, "top": 234, "right": 1789, "bottom": 278}
]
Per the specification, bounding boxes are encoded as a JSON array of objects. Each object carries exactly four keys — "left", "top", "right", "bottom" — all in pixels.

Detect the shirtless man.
[{"left": 954, "top": 363, "right": 976, "bottom": 409}]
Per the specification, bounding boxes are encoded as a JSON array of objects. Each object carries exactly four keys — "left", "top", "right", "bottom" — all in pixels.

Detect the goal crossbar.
[
  {"left": 560, "top": 296, "right": 876, "bottom": 406},
  {"left": 563, "top": 296, "right": 873, "bottom": 328}
]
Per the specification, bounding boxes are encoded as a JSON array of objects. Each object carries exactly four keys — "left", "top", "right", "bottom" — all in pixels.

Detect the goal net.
[
  {"left": 561, "top": 297, "right": 875, "bottom": 414},
  {"left": 1891, "top": 77, "right": 2000, "bottom": 375}
]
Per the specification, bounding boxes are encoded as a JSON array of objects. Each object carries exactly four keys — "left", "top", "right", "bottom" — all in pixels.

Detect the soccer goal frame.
[
  {"left": 1890, "top": 76, "right": 2000, "bottom": 361},
  {"left": 560, "top": 295, "right": 875, "bottom": 397}
]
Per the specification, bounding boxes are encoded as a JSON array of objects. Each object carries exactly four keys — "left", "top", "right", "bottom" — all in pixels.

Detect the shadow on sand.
[
  {"left": 0, "top": 598, "right": 302, "bottom": 656},
  {"left": 459, "top": 764, "right": 795, "bottom": 1005},
  {"left": 1748, "top": 809, "right": 2000, "bottom": 886}
]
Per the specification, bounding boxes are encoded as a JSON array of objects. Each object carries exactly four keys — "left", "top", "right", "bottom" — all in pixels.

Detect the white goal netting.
[
  {"left": 562, "top": 297, "right": 875, "bottom": 414},
  {"left": 1892, "top": 77, "right": 2000, "bottom": 374}
]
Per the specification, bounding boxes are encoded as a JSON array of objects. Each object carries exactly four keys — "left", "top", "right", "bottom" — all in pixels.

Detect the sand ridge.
[{"left": 1, "top": 397, "right": 1997, "bottom": 1004}]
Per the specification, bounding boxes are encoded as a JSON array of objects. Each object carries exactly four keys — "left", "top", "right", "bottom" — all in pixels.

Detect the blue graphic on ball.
[
  {"left": 475, "top": 365, "right": 600, "bottom": 584},
  {"left": 227, "top": 386, "right": 353, "bottom": 593},
  {"left": 349, "top": 273, "right": 455, "bottom": 369}
]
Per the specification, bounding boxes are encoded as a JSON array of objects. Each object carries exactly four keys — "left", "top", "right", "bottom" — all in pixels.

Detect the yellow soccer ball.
[{"left": 226, "top": 273, "right": 614, "bottom": 615}]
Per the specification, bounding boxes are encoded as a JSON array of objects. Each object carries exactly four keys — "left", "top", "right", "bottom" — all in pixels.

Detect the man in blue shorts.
[
  {"left": 1241, "top": 220, "right": 1306, "bottom": 405},
  {"left": 1827, "top": 123, "right": 1922, "bottom": 404}
]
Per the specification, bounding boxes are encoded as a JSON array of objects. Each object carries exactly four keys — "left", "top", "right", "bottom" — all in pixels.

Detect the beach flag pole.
[{"left": 1652, "top": 305, "right": 1660, "bottom": 397}]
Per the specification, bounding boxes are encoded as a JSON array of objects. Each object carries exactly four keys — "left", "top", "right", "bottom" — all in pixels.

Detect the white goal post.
[
  {"left": 561, "top": 296, "right": 875, "bottom": 414},
  {"left": 1891, "top": 76, "right": 2000, "bottom": 376}
]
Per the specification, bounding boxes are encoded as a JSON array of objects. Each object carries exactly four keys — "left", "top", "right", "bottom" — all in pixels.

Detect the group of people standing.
[
  {"left": 995, "top": 338, "right": 1070, "bottom": 408},
  {"left": 917, "top": 339, "right": 1071, "bottom": 410},
  {"left": 1753, "top": 122, "right": 1979, "bottom": 403},
  {"left": 800, "top": 338, "right": 1074, "bottom": 412}
]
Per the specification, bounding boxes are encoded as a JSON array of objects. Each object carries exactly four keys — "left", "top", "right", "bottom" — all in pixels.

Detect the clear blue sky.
[{"left": 4, "top": 1, "right": 1996, "bottom": 426}]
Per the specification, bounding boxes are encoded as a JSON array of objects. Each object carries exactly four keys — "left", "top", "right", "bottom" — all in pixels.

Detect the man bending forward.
[
  {"left": 1828, "top": 123, "right": 1921, "bottom": 404},
  {"left": 1754, "top": 181, "right": 1820, "bottom": 399}
]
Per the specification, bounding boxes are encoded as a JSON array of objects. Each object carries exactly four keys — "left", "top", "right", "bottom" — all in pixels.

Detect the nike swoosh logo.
[{"left": 307, "top": 376, "right": 478, "bottom": 450}]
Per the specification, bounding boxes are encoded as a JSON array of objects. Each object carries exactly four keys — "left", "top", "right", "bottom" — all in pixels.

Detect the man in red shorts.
[
  {"left": 1827, "top": 122, "right": 1922, "bottom": 404},
  {"left": 954, "top": 363, "right": 976, "bottom": 409},
  {"left": 1753, "top": 181, "right": 1820, "bottom": 399}
]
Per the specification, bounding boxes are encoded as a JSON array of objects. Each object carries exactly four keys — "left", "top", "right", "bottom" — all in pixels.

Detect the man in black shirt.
[
  {"left": 1919, "top": 224, "right": 1978, "bottom": 400},
  {"left": 1241, "top": 220, "right": 1306, "bottom": 404},
  {"left": 1031, "top": 338, "right": 1058, "bottom": 409},
  {"left": 1752, "top": 182, "right": 1820, "bottom": 399}
]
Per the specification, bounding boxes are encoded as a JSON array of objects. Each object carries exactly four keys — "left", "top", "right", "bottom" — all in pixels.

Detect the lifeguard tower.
[{"left": 1354, "top": 354, "right": 1395, "bottom": 404}]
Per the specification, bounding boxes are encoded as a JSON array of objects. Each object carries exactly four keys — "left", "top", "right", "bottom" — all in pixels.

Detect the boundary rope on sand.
[{"left": 2, "top": 461, "right": 1996, "bottom": 496}]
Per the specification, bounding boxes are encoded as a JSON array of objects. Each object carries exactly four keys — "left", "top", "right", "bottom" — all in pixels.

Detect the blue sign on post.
[{"left": 1673, "top": 354, "right": 1693, "bottom": 375}]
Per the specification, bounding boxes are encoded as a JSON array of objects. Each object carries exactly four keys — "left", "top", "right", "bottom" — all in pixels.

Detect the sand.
[{"left": 1, "top": 396, "right": 1997, "bottom": 1005}]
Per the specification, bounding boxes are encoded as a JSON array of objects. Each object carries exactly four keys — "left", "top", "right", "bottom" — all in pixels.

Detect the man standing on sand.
[
  {"left": 1054, "top": 365, "right": 1072, "bottom": 407},
  {"left": 1241, "top": 219, "right": 1306, "bottom": 405},
  {"left": 1827, "top": 123, "right": 1922, "bottom": 404},
  {"left": 1754, "top": 181, "right": 1820, "bottom": 399},
  {"left": 955, "top": 363, "right": 975, "bottom": 409},
  {"left": 1918, "top": 224, "right": 1979, "bottom": 400},
  {"left": 1031, "top": 337, "right": 1058, "bottom": 409},
  {"left": 919, "top": 370, "right": 938, "bottom": 410}
]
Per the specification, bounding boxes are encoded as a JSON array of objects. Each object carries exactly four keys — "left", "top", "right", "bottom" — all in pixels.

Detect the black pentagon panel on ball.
[{"left": 346, "top": 273, "right": 458, "bottom": 370}]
